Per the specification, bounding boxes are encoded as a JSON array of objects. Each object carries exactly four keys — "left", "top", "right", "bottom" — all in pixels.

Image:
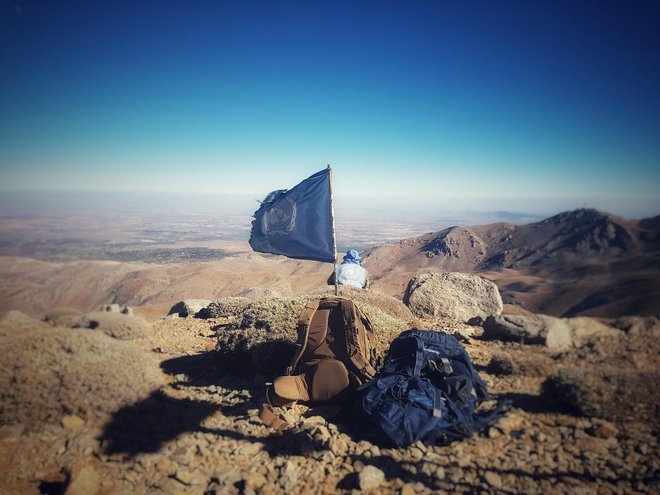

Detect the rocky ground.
[{"left": 0, "top": 290, "right": 658, "bottom": 495}]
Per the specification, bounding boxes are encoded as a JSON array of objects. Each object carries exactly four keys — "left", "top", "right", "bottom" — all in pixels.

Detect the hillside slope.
[
  {"left": 363, "top": 209, "right": 660, "bottom": 317},
  {"left": 0, "top": 253, "right": 331, "bottom": 317}
]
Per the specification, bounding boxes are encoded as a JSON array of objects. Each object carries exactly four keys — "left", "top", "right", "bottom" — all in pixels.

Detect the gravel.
[{"left": 0, "top": 299, "right": 658, "bottom": 494}]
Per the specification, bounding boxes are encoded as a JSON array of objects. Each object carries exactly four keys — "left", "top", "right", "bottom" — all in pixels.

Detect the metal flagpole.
[{"left": 327, "top": 164, "right": 339, "bottom": 296}]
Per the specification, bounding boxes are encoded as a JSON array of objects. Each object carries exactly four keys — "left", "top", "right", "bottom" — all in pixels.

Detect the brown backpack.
[{"left": 259, "top": 296, "right": 376, "bottom": 429}]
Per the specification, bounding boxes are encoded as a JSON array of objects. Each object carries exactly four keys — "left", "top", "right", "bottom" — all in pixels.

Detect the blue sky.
[{"left": 1, "top": 1, "right": 659, "bottom": 218}]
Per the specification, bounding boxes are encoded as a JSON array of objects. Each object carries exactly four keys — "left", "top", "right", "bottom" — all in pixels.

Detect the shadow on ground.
[
  {"left": 98, "top": 350, "right": 333, "bottom": 458},
  {"left": 160, "top": 350, "right": 228, "bottom": 387},
  {"left": 97, "top": 349, "right": 595, "bottom": 493},
  {"left": 99, "top": 390, "right": 219, "bottom": 456},
  {"left": 497, "top": 391, "right": 569, "bottom": 415}
]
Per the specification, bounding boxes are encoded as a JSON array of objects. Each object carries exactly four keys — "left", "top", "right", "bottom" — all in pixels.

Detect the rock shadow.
[
  {"left": 99, "top": 387, "right": 331, "bottom": 458},
  {"left": 100, "top": 350, "right": 333, "bottom": 458},
  {"left": 160, "top": 350, "right": 228, "bottom": 387},
  {"left": 472, "top": 362, "right": 490, "bottom": 373},
  {"left": 160, "top": 351, "right": 266, "bottom": 418},
  {"left": 341, "top": 453, "right": 473, "bottom": 492},
  {"left": 210, "top": 334, "right": 296, "bottom": 377},
  {"left": 38, "top": 478, "right": 70, "bottom": 495},
  {"left": 342, "top": 450, "right": 654, "bottom": 492},
  {"left": 99, "top": 389, "right": 220, "bottom": 456},
  {"left": 497, "top": 392, "right": 569, "bottom": 415}
]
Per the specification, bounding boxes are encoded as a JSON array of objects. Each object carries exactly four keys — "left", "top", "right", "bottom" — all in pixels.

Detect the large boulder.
[
  {"left": 483, "top": 314, "right": 621, "bottom": 350},
  {"left": 483, "top": 314, "right": 573, "bottom": 350},
  {"left": 566, "top": 317, "right": 621, "bottom": 346},
  {"left": 0, "top": 321, "right": 165, "bottom": 428},
  {"left": 214, "top": 296, "right": 316, "bottom": 375},
  {"left": 333, "top": 286, "right": 417, "bottom": 324},
  {"left": 167, "top": 299, "right": 213, "bottom": 318},
  {"left": 403, "top": 272, "right": 503, "bottom": 322}
]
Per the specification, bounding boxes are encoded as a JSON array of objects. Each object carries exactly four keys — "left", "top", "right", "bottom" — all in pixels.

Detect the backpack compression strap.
[
  {"left": 339, "top": 299, "right": 376, "bottom": 382},
  {"left": 411, "top": 335, "right": 444, "bottom": 418},
  {"left": 286, "top": 299, "right": 321, "bottom": 376},
  {"left": 412, "top": 334, "right": 425, "bottom": 377}
]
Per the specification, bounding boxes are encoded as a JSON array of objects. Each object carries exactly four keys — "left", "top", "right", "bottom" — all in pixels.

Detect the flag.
[{"left": 249, "top": 168, "right": 335, "bottom": 263}]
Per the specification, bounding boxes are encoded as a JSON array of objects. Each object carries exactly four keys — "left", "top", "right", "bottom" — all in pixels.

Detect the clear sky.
[{"left": 1, "top": 1, "right": 659, "bottom": 218}]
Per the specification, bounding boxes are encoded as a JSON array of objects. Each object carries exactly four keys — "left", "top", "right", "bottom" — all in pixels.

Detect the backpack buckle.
[{"left": 428, "top": 358, "right": 453, "bottom": 375}]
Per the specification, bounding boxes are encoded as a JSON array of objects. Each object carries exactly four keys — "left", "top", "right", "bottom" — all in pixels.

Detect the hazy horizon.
[
  {"left": 0, "top": 189, "right": 544, "bottom": 260},
  {"left": 0, "top": 189, "right": 657, "bottom": 221},
  {"left": 2, "top": 2, "right": 659, "bottom": 219}
]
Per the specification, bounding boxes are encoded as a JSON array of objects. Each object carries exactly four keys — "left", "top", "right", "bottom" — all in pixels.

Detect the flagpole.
[{"left": 327, "top": 164, "right": 339, "bottom": 296}]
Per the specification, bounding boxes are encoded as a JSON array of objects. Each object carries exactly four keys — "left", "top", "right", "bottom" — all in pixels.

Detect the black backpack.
[{"left": 352, "top": 329, "right": 505, "bottom": 447}]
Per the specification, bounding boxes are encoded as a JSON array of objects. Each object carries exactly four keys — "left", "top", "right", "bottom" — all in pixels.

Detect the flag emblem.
[
  {"left": 262, "top": 196, "right": 296, "bottom": 235},
  {"left": 249, "top": 168, "right": 335, "bottom": 263}
]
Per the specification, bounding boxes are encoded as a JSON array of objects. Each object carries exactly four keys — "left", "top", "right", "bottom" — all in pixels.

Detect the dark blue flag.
[{"left": 249, "top": 169, "right": 335, "bottom": 263}]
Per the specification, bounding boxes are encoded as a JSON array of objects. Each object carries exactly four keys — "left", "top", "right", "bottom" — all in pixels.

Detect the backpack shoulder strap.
[
  {"left": 286, "top": 299, "right": 321, "bottom": 375},
  {"left": 339, "top": 299, "right": 376, "bottom": 382}
]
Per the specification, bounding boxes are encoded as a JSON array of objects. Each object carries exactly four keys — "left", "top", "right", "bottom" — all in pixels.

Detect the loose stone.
[{"left": 359, "top": 465, "right": 386, "bottom": 491}]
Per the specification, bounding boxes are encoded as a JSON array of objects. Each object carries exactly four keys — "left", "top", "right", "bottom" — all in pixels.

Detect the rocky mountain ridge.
[
  {"left": 363, "top": 209, "right": 660, "bottom": 317},
  {"left": 366, "top": 209, "right": 654, "bottom": 271}
]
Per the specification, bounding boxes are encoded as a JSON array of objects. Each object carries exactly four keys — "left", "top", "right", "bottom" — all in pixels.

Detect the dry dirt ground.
[{"left": 0, "top": 299, "right": 658, "bottom": 495}]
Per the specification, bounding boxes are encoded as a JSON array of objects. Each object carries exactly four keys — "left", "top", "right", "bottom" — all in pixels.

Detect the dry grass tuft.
[
  {"left": 542, "top": 366, "right": 660, "bottom": 422},
  {"left": 214, "top": 295, "right": 410, "bottom": 375},
  {"left": 196, "top": 297, "right": 251, "bottom": 318},
  {"left": 43, "top": 307, "right": 84, "bottom": 327},
  {"left": 0, "top": 324, "right": 165, "bottom": 428},
  {"left": 74, "top": 312, "right": 150, "bottom": 340}
]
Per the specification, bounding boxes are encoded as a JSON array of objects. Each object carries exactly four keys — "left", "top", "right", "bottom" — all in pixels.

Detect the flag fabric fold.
[{"left": 249, "top": 169, "right": 335, "bottom": 263}]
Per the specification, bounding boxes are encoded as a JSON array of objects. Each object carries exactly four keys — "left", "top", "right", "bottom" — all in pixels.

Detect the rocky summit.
[{"left": 0, "top": 287, "right": 658, "bottom": 495}]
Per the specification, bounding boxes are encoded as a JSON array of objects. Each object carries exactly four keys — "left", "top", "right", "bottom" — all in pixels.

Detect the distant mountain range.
[
  {"left": 363, "top": 209, "right": 660, "bottom": 317},
  {"left": 0, "top": 208, "right": 657, "bottom": 319}
]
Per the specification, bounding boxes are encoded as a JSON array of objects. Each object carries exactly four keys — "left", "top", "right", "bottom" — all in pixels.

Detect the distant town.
[{"left": 0, "top": 193, "right": 545, "bottom": 263}]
